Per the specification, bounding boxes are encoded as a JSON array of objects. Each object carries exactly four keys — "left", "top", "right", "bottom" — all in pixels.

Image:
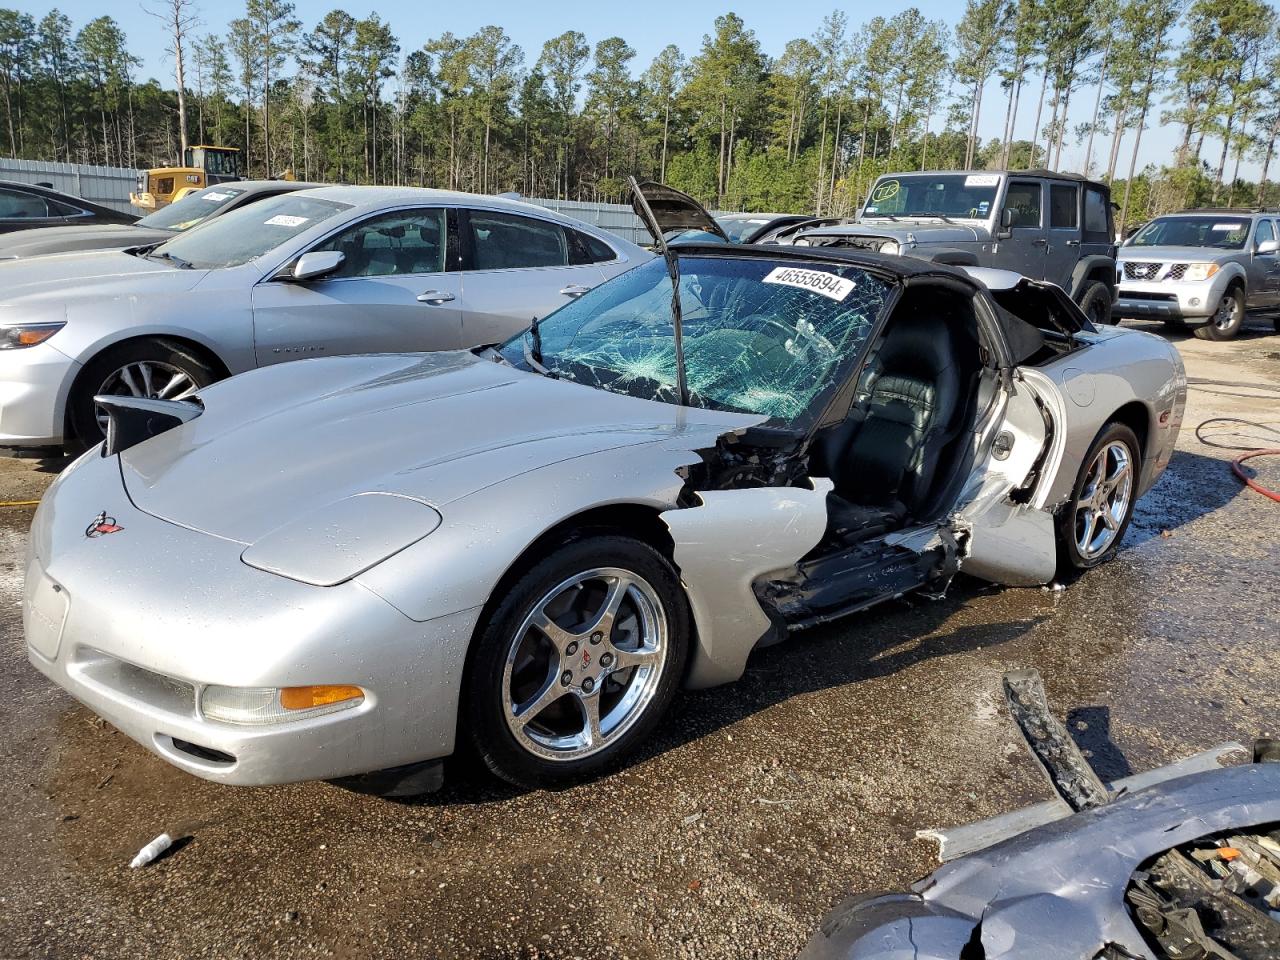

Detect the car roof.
[
  {"left": 0, "top": 178, "right": 125, "bottom": 214},
  {"left": 217, "top": 179, "right": 322, "bottom": 194},
  {"left": 1160, "top": 209, "right": 1267, "bottom": 217},
  {"left": 872, "top": 168, "right": 1109, "bottom": 191},
  {"left": 668, "top": 239, "right": 978, "bottom": 285}
]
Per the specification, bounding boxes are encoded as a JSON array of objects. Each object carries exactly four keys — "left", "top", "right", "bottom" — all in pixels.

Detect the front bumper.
[
  {"left": 1113, "top": 274, "right": 1225, "bottom": 323},
  {"left": 24, "top": 451, "right": 481, "bottom": 786},
  {"left": 0, "top": 341, "right": 78, "bottom": 446}
]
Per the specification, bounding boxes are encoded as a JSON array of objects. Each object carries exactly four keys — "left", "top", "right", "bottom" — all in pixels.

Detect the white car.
[{"left": 0, "top": 186, "right": 649, "bottom": 447}]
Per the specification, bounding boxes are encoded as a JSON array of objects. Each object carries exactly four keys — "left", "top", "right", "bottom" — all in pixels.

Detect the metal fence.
[
  {"left": 0, "top": 157, "right": 675, "bottom": 241},
  {"left": 0, "top": 158, "right": 136, "bottom": 213}
]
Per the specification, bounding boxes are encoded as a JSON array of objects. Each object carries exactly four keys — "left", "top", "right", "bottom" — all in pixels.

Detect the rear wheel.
[
  {"left": 464, "top": 536, "right": 690, "bottom": 789},
  {"left": 69, "top": 339, "right": 217, "bottom": 445},
  {"left": 1056, "top": 422, "right": 1141, "bottom": 574},
  {"left": 1193, "top": 286, "right": 1245, "bottom": 340},
  {"left": 1078, "top": 280, "right": 1113, "bottom": 326}
]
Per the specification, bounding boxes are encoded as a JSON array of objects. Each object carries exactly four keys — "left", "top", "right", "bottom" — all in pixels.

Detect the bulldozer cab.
[
  {"left": 131, "top": 145, "right": 243, "bottom": 212},
  {"left": 184, "top": 146, "right": 240, "bottom": 182}
]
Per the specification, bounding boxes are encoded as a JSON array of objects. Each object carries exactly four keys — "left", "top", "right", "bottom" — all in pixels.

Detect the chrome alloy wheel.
[
  {"left": 502, "top": 567, "right": 667, "bottom": 762},
  {"left": 1074, "top": 440, "right": 1134, "bottom": 560},
  {"left": 1212, "top": 294, "right": 1241, "bottom": 331},
  {"left": 95, "top": 361, "right": 200, "bottom": 432}
]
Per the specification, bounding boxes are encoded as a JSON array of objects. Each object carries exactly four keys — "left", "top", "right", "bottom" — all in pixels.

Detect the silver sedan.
[
  {"left": 0, "top": 186, "right": 648, "bottom": 447},
  {"left": 25, "top": 242, "right": 1185, "bottom": 796}
]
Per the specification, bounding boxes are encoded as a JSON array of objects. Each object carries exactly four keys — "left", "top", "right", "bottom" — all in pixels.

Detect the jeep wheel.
[
  {"left": 1078, "top": 281, "right": 1113, "bottom": 325},
  {"left": 1194, "top": 286, "right": 1245, "bottom": 341}
]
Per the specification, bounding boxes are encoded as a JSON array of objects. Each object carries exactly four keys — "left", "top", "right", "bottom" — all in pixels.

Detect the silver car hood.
[
  {"left": 119, "top": 352, "right": 761, "bottom": 544},
  {"left": 0, "top": 223, "right": 169, "bottom": 258},
  {"left": 1118, "top": 244, "right": 1235, "bottom": 262},
  {"left": 0, "top": 248, "right": 207, "bottom": 305}
]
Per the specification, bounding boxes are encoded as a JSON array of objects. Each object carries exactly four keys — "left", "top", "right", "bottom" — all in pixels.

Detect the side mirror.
[
  {"left": 1256, "top": 238, "right": 1279, "bottom": 255},
  {"left": 289, "top": 250, "right": 345, "bottom": 281},
  {"left": 996, "top": 207, "right": 1014, "bottom": 238}
]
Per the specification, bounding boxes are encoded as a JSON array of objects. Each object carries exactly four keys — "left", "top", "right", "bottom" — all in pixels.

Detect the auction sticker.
[
  {"left": 203, "top": 191, "right": 232, "bottom": 202},
  {"left": 265, "top": 214, "right": 309, "bottom": 227},
  {"left": 763, "top": 266, "right": 855, "bottom": 301},
  {"left": 965, "top": 174, "right": 1000, "bottom": 187}
]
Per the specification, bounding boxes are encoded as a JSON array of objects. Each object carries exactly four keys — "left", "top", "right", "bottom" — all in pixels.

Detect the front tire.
[
  {"left": 1056, "top": 422, "right": 1141, "bottom": 574},
  {"left": 1078, "top": 280, "right": 1113, "bottom": 325},
  {"left": 463, "top": 536, "right": 691, "bottom": 789},
  {"left": 69, "top": 339, "right": 218, "bottom": 444},
  {"left": 1193, "top": 286, "right": 1245, "bottom": 340}
]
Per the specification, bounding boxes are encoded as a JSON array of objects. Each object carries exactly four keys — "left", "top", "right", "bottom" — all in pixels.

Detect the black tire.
[
  {"left": 1055, "top": 421, "right": 1142, "bottom": 575},
  {"left": 463, "top": 535, "right": 691, "bottom": 789},
  {"left": 1272, "top": 314, "right": 1280, "bottom": 335},
  {"left": 68, "top": 338, "right": 219, "bottom": 444},
  {"left": 1193, "top": 286, "right": 1246, "bottom": 341},
  {"left": 1078, "top": 280, "right": 1113, "bottom": 326}
]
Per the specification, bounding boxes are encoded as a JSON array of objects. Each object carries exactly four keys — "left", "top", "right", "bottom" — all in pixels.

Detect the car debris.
[{"left": 798, "top": 669, "right": 1280, "bottom": 960}]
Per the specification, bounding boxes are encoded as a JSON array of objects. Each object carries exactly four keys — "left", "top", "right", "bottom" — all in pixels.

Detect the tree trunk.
[
  {"left": 815, "top": 97, "right": 828, "bottom": 215},
  {"left": 1120, "top": 77, "right": 1155, "bottom": 233},
  {"left": 175, "top": 30, "right": 188, "bottom": 156},
  {"left": 1083, "top": 42, "right": 1110, "bottom": 176},
  {"left": 828, "top": 98, "right": 843, "bottom": 211},
  {"left": 1106, "top": 105, "right": 1126, "bottom": 182},
  {"left": 660, "top": 99, "right": 669, "bottom": 181},
  {"left": 1028, "top": 69, "right": 1048, "bottom": 169},
  {"left": 1256, "top": 118, "right": 1280, "bottom": 207},
  {"left": 1053, "top": 88, "right": 1072, "bottom": 170}
]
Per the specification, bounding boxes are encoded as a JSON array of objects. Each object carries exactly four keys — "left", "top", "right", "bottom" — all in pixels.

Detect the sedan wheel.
[
  {"left": 1057, "top": 422, "right": 1141, "bottom": 573},
  {"left": 95, "top": 360, "right": 202, "bottom": 434},
  {"left": 466, "top": 536, "right": 690, "bottom": 788}
]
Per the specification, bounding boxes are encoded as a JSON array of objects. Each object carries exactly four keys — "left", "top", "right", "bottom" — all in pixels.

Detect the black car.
[{"left": 0, "top": 180, "right": 137, "bottom": 234}]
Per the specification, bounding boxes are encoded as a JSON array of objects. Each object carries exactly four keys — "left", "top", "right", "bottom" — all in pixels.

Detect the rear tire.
[
  {"left": 68, "top": 339, "right": 218, "bottom": 445},
  {"left": 1078, "top": 280, "right": 1113, "bottom": 326},
  {"left": 463, "top": 535, "right": 690, "bottom": 789},
  {"left": 1056, "top": 422, "right": 1141, "bottom": 575},
  {"left": 1193, "top": 286, "right": 1245, "bottom": 340}
]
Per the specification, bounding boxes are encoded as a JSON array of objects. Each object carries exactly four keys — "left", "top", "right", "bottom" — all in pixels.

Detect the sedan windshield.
[
  {"left": 1129, "top": 216, "right": 1250, "bottom": 249},
  {"left": 498, "top": 255, "right": 891, "bottom": 424},
  {"left": 136, "top": 186, "right": 247, "bottom": 231},
  {"left": 862, "top": 173, "right": 1000, "bottom": 220},
  {"left": 148, "top": 194, "right": 351, "bottom": 269}
]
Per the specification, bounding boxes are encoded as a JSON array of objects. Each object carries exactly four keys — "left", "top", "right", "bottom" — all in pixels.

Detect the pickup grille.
[
  {"left": 1166, "top": 264, "right": 1188, "bottom": 280},
  {"left": 1123, "top": 261, "right": 1163, "bottom": 280}
]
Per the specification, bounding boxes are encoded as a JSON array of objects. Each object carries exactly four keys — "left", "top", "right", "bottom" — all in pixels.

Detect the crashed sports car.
[{"left": 23, "top": 184, "right": 1185, "bottom": 792}]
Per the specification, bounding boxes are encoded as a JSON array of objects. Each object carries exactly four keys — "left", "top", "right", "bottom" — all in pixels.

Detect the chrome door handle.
[
  {"left": 1065, "top": 239, "right": 1080, "bottom": 247},
  {"left": 560, "top": 284, "right": 592, "bottom": 298},
  {"left": 417, "top": 290, "right": 456, "bottom": 304}
]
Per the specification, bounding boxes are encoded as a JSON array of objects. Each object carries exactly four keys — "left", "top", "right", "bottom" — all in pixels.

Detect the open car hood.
[{"left": 630, "top": 181, "right": 729, "bottom": 244}]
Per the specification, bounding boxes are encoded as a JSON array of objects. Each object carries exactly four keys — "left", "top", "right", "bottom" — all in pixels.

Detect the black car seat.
[{"left": 836, "top": 309, "right": 961, "bottom": 513}]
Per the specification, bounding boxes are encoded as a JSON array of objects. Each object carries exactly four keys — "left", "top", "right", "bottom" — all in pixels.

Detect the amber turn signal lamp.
[{"left": 280, "top": 684, "right": 364, "bottom": 710}]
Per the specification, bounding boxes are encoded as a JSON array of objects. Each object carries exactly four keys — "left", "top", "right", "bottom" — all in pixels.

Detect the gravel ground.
[{"left": 0, "top": 316, "right": 1277, "bottom": 960}]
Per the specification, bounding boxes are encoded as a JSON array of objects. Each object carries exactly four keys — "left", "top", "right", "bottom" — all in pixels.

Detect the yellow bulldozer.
[{"left": 130, "top": 145, "right": 245, "bottom": 212}]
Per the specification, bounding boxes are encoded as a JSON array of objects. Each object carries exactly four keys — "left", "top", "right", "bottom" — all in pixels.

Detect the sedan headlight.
[
  {"left": 879, "top": 240, "right": 900, "bottom": 255},
  {"left": 0, "top": 322, "right": 65, "bottom": 349},
  {"left": 1179, "top": 263, "right": 1219, "bottom": 282},
  {"left": 201, "top": 684, "right": 365, "bottom": 725}
]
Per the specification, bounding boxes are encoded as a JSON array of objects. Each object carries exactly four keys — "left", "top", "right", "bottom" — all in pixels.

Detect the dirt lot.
[{"left": 1, "top": 317, "right": 1277, "bottom": 960}]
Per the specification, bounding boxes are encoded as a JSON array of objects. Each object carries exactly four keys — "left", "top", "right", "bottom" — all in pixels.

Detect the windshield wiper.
[
  {"left": 903, "top": 212, "right": 955, "bottom": 223},
  {"left": 144, "top": 249, "right": 193, "bottom": 269}
]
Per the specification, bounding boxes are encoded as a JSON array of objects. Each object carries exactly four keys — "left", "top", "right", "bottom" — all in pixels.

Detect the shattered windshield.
[
  {"left": 1130, "top": 216, "right": 1250, "bottom": 249},
  {"left": 863, "top": 173, "right": 1001, "bottom": 220},
  {"left": 498, "top": 255, "right": 890, "bottom": 423}
]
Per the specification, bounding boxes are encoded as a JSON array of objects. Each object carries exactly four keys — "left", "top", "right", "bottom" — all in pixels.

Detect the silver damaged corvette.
[{"left": 24, "top": 187, "right": 1186, "bottom": 793}]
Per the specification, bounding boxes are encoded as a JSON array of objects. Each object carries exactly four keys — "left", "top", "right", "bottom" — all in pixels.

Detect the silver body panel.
[
  {"left": 0, "top": 186, "right": 649, "bottom": 445},
  {"left": 25, "top": 267, "right": 1185, "bottom": 786}
]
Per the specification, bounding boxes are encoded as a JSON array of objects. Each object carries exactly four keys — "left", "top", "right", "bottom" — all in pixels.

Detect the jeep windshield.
[
  {"left": 1129, "top": 216, "right": 1250, "bottom": 250},
  {"left": 498, "top": 255, "right": 890, "bottom": 425},
  {"left": 863, "top": 174, "right": 1000, "bottom": 220}
]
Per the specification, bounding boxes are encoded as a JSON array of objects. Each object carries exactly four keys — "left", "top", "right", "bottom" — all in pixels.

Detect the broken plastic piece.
[{"left": 129, "top": 832, "right": 172, "bottom": 868}]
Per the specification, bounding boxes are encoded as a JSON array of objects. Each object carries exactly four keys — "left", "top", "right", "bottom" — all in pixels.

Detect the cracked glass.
[{"left": 498, "top": 255, "right": 891, "bottom": 425}]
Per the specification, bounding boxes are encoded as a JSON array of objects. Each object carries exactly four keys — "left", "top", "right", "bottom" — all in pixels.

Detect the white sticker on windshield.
[
  {"left": 203, "top": 192, "right": 232, "bottom": 202},
  {"left": 1212, "top": 222, "right": 1242, "bottom": 231},
  {"left": 264, "top": 214, "right": 309, "bottom": 227},
  {"left": 763, "top": 266, "right": 855, "bottom": 301},
  {"left": 965, "top": 174, "right": 1000, "bottom": 187}
]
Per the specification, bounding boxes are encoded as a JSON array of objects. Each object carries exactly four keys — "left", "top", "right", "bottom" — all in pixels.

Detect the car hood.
[
  {"left": 118, "top": 351, "right": 761, "bottom": 544},
  {"left": 805, "top": 221, "right": 988, "bottom": 244},
  {"left": 0, "top": 223, "right": 171, "bottom": 259},
  {"left": 0, "top": 248, "right": 208, "bottom": 306},
  {"left": 1118, "top": 244, "right": 1237, "bottom": 262}
]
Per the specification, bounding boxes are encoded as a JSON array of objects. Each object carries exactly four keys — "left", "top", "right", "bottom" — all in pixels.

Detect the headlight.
[
  {"left": 201, "top": 684, "right": 365, "bottom": 725},
  {"left": 0, "top": 322, "right": 65, "bottom": 349},
  {"left": 1180, "top": 263, "right": 1219, "bottom": 282},
  {"left": 879, "top": 240, "right": 900, "bottom": 255}
]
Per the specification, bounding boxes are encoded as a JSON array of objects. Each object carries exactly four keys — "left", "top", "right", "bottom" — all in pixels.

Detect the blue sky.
[{"left": 19, "top": 0, "right": 1224, "bottom": 178}]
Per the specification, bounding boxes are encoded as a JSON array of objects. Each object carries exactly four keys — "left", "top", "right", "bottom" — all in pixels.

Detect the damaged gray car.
[
  {"left": 800, "top": 670, "right": 1280, "bottom": 960},
  {"left": 24, "top": 184, "right": 1185, "bottom": 793}
]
